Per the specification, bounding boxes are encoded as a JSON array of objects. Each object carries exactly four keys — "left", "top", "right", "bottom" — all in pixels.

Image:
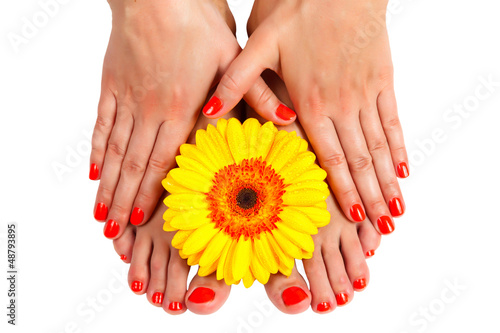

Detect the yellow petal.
[
  {"left": 243, "top": 118, "right": 261, "bottom": 158},
  {"left": 223, "top": 239, "right": 238, "bottom": 285},
  {"left": 162, "top": 208, "right": 178, "bottom": 222},
  {"left": 254, "top": 121, "right": 278, "bottom": 159},
  {"left": 187, "top": 251, "right": 203, "bottom": 266},
  {"left": 293, "top": 167, "right": 328, "bottom": 183},
  {"left": 266, "top": 132, "right": 296, "bottom": 166},
  {"left": 176, "top": 155, "right": 214, "bottom": 180},
  {"left": 162, "top": 173, "right": 192, "bottom": 194},
  {"left": 172, "top": 229, "right": 195, "bottom": 249},
  {"left": 271, "top": 228, "right": 303, "bottom": 259},
  {"left": 216, "top": 239, "right": 233, "bottom": 281},
  {"left": 250, "top": 253, "right": 270, "bottom": 285},
  {"left": 232, "top": 235, "right": 252, "bottom": 281},
  {"left": 217, "top": 118, "right": 228, "bottom": 138},
  {"left": 178, "top": 249, "right": 188, "bottom": 259},
  {"left": 207, "top": 124, "right": 234, "bottom": 166},
  {"left": 227, "top": 118, "right": 248, "bottom": 163},
  {"left": 301, "top": 250, "right": 313, "bottom": 259},
  {"left": 282, "top": 188, "right": 328, "bottom": 206},
  {"left": 180, "top": 144, "right": 219, "bottom": 173},
  {"left": 279, "top": 207, "right": 318, "bottom": 235},
  {"left": 298, "top": 139, "right": 308, "bottom": 153},
  {"left": 169, "top": 168, "right": 213, "bottom": 193},
  {"left": 269, "top": 136, "right": 301, "bottom": 173},
  {"left": 266, "top": 231, "right": 295, "bottom": 268},
  {"left": 253, "top": 234, "right": 278, "bottom": 274},
  {"left": 199, "top": 231, "right": 230, "bottom": 267},
  {"left": 198, "top": 258, "right": 219, "bottom": 277},
  {"left": 285, "top": 180, "right": 328, "bottom": 193},
  {"left": 196, "top": 129, "right": 224, "bottom": 169},
  {"left": 280, "top": 152, "right": 317, "bottom": 183},
  {"left": 182, "top": 223, "right": 219, "bottom": 255},
  {"left": 242, "top": 269, "right": 256, "bottom": 288},
  {"left": 315, "top": 201, "right": 328, "bottom": 209},
  {"left": 170, "top": 209, "right": 211, "bottom": 230},
  {"left": 163, "top": 220, "right": 178, "bottom": 232},
  {"left": 276, "top": 223, "right": 315, "bottom": 253},
  {"left": 278, "top": 261, "right": 293, "bottom": 276},
  {"left": 293, "top": 206, "right": 331, "bottom": 227},
  {"left": 165, "top": 193, "right": 208, "bottom": 211}
]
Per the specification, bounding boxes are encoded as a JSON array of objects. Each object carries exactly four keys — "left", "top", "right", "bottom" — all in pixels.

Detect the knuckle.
[
  {"left": 348, "top": 154, "right": 373, "bottom": 172},
  {"left": 98, "top": 184, "right": 114, "bottom": 201},
  {"left": 367, "top": 199, "right": 389, "bottom": 215},
  {"left": 150, "top": 257, "right": 165, "bottom": 272},
  {"left": 107, "top": 142, "right": 126, "bottom": 159},
  {"left": 94, "top": 115, "right": 113, "bottom": 133},
  {"left": 383, "top": 116, "right": 401, "bottom": 131},
  {"left": 220, "top": 72, "right": 241, "bottom": 94},
  {"left": 122, "top": 159, "right": 146, "bottom": 175},
  {"left": 321, "top": 152, "right": 347, "bottom": 169},
  {"left": 148, "top": 155, "right": 171, "bottom": 174},
  {"left": 384, "top": 177, "right": 400, "bottom": 190},
  {"left": 368, "top": 138, "right": 388, "bottom": 154},
  {"left": 255, "top": 86, "right": 275, "bottom": 110}
]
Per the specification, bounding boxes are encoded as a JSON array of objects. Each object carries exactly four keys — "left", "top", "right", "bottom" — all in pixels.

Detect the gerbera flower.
[{"left": 162, "top": 118, "right": 330, "bottom": 287}]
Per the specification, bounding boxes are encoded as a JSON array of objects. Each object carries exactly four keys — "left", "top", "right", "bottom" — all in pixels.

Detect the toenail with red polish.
[
  {"left": 349, "top": 204, "right": 366, "bottom": 222},
  {"left": 276, "top": 104, "right": 296, "bottom": 121},
  {"left": 353, "top": 279, "right": 367, "bottom": 291},
  {"left": 377, "top": 216, "right": 395, "bottom": 235},
  {"left": 396, "top": 162, "right": 409, "bottom": 178},
  {"left": 130, "top": 207, "right": 144, "bottom": 225},
  {"left": 89, "top": 163, "right": 99, "bottom": 180},
  {"left": 94, "top": 203, "right": 108, "bottom": 221},
  {"left": 188, "top": 287, "right": 215, "bottom": 303},
  {"left": 202, "top": 96, "right": 223, "bottom": 116},
  {"left": 316, "top": 302, "right": 331, "bottom": 312},
  {"left": 104, "top": 220, "right": 119, "bottom": 238},
  {"left": 389, "top": 197, "right": 405, "bottom": 217},
  {"left": 168, "top": 301, "right": 183, "bottom": 311},
  {"left": 152, "top": 292, "right": 164, "bottom": 304},
  {"left": 120, "top": 254, "right": 127, "bottom": 261},
  {"left": 282, "top": 286, "right": 308, "bottom": 306},
  {"left": 335, "top": 292, "right": 349, "bottom": 306},
  {"left": 131, "top": 281, "right": 143, "bottom": 292},
  {"left": 365, "top": 250, "right": 375, "bottom": 257}
]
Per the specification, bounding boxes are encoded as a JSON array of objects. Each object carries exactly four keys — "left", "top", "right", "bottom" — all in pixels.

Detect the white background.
[{"left": 1, "top": 0, "right": 499, "bottom": 332}]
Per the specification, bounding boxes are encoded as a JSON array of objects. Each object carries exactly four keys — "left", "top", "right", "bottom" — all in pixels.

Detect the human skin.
[{"left": 203, "top": 0, "right": 409, "bottom": 234}]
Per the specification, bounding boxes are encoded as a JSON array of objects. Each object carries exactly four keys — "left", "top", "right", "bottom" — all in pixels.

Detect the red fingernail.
[
  {"left": 152, "top": 292, "right": 164, "bottom": 305},
  {"left": 130, "top": 207, "right": 144, "bottom": 225},
  {"left": 353, "top": 278, "right": 367, "bottom": 291},
  {"left": 120, "top": 254, "right": 127, "bottom": 261},
  {"left": 377, "top": 215, "right": 395, "bottom": 235},
  {"left": 365, "top": 250, "right": 375, "bottom": 258},
  {"left": 104, "top": 219, "right": 120, "bottom": 238},
  {"left": 349, "top": 204, "right": 366, "bottom": 222},
  {"left": 131, "top": 280, "right": 143, "bottom": 292},
  {"left": 389, "top": 197, "right": 405, "bottom": 217},
  {"left": 335, "top": 292, "right": 349, "bottom": 306},
  {"left": 202, "top": 96, "right": 223, "bottom": 116},
  {"left": 94, "top": 203, "right": 108, "bottom": 221},
  {"left": 276, "top": 104, "right": 296, "bottom": 121},
  {"left": 396, "top": 162, "right": 409, "bottom": 178},
  {"left": 316, "top": 302, "right": 331, "bottom": 312},
  {"left": 89, "top": 163, "right": 99, "bottom": 180},
  {"left": 188, "top": 287, "right": 215, "bottom": 303},
  {"left": 282, "top": 286, "right": 308, "bottom": 306},
  {"left": 168, "top": 301, "right": 183, "bottom": 311}
]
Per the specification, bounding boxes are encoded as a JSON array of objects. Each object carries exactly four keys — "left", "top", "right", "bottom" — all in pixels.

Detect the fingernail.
[
  {"left": 316, "top": 302, "right": 331, "bottom": 312},
  {"left": 104, "top": 219, "right": 119, "bottom": 238},
  {"left": 168, "top": 301, "right": 183, "bottom": 311},
  {"left": 202, "top": 96, "right": 223, "bottom": 116},
  {"left": 276, "top": 104, "right": 296, "bottom": 121},
  {"left": 131, "top": 280, "right": 143, "bottom": 292},
  {"left": 188, "top": 287, "right": 215, "bottom": 303},
  {"left": 389, "top": 197, "right": 405, "bottom": 217},
  {"left": 130, "top": 207, "right": 144, "bottom": 225},
  {"left": 365, "top": 250, "right": 375, "bottom": 258},
  {"left": 120, "top": 254, "right": 127, "bottom": 261},
  {"left": 94, "top": 203, "right": 108, "bottom": 221},
  {"left": 353, "top": 278, "right": 367, "bottom": 291},
  {"left": 335, "top": 292, "right": 349, "bottom": 306},
  {"left": 349, "top": 204, "right": 366, "bottom": 222},
  {"left": 282, "top": 286, "right": 308, "bottom": 306},
  {"left": 89, "top": 163, "right": 99, "bottom": 180},
  {"left": 152, "top": 292, "right": 164, "bottom": 305},
  {"left": 377, "top": 215, "right": 395, "bottom": 235},
  {"left": 396, "top": 162, "right": 409, "bottom": 178}
]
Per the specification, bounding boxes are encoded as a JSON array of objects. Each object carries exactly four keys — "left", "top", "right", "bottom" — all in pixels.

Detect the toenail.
[
  {"left": 131, "top": 281, "right": 143, "bottom": 292},
  {"left": 188, "top": 287, "right": 215, "bottom": 303},
  {"left": 120, "top": 254, "right": 127, "bottom": 261},
  {"left": 94, "top": 203, "right": 108, "bottom": 221},
  {"left": 388, "top": 197, "right": 405, "bottom": 217},
  {"left": 349, "top": 204, "right": 366, "bottom": 222},
  {"left": 353, "top": 279, "right": 367, "bottom": 291},
  {"left": 316, "top": 302, "right": 331, "bottom": 312},
  {"left": 168, "top": 301, "right": 183, "bottom": 311},
  {"left": 365, "top": 250, "right": 375, "bottom": 258},
  {"left": 152, "top": 292, "right": 164, "bottom": 305},
  {"left": 89, "top": 163, "right": 99, "bottom": 180},
  {"left": 282, "top": 286, "right": 308, "bottom": 306},
  {"left": 396, "top": 162, "right": 409, "bottom": 178},
  {"left": 130, "top": 207, "right": 144, "bottom": 225},
  {"left": 335, "top": 292, "right": 349, "bottom": 306},
  {"left": 377, "top": 216, "right": 395, "bottom": 235},
  {"left": 104, "top": 219, "right": 120, "bottom": 238}
]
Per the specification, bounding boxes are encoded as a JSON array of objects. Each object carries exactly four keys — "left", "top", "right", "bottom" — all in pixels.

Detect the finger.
[
  {"left": 90, "top": 88, "right": 116, "bottom": 180},
  {"left": 377, "top": 85, "right": 409, "bottom": 178}
]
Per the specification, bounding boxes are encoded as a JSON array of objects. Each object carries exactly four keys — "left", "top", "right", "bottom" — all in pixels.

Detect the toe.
[
  {"left": 264, "top": 265, "right": 311, "bottom": 314},
  {"left": 163, "top": 248, "right": 190, "bottom": 315},
  {"left": 322, "top": 240, "right": 355, "bottom": 307},
  {"left": 340, "top": 228, "right": 370, "bottom": 292},
  {"left": 357, "top": 219, "right": 381, "bottom": 258},
  {"left": 303, "top": 250, "right": 335, "bottom": 314},
  {"left": 185, "top": 271, "right": 231, "bottom": 315},
  {"left": 146, "top": 242, "right": 169, "bottom": 307},
  {"left": 128, "top": 229, "right": 152, "bottom": 295},
  {"left": 112, "top": 224, "right": 136, "bottom": 264}
]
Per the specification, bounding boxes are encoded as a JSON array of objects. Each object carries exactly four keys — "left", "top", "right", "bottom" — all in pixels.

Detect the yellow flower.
[{"left": 162, "top": 118, "right": 330, "bottom": 287}]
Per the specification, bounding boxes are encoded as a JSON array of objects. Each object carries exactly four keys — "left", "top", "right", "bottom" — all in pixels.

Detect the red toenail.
[
  {"left": 152, "top": 292, "right": 164, "bottom": 304},
  {"left": 94, "top": 203, "right": 108, "bottom": 221},
  {"left": 131, "top": 281, "right": 143, "bottom": 292},
  {"left": 316, "top": 302, "right": 331, "bottom": 312},
  {"left": 188, "top": 287, "right": 215, "bottom": 303},
  {"left": 276, "top": 104, "right": 296, "bottom": 121},
  {"left": 89, "top": 163, "right": 99, "bottom": 180},
  {"left": 335, "top": 292, "right": 349, "bottom": 306},
  {"left": 120, "top": 254, "right": 127, "bottom": 261},
  {"left": 168, "top": 301, "right": 183, "bottom": 311},
  {"left": 130, "top": 207, "right": 144, "bottom": 225},
  {"left": 396, "top": 162, "right": 409, "bottom": 178},
  {"left": 389, "top": 197, "right": 405, "bottom": 217},
  {"left": 282, "top": 286, "right": 308, "bottom": 306},
  {"left": 104, "top": 220, "right": 120, "bottom": 238},
  {"left": 365, "top": 250, "right": 375, "bottom": 257},
  {"left": 349, "top": 204, "right": 365, "bottom": 222},
  {"left": 202, "top": 96, "right": 223, "bottom": 116},
  {"left": 353, "top": 279, "right": 366, "bottom": 291},
  {"left": 377, "top": 216, "right": 395, "bottom": 235}
]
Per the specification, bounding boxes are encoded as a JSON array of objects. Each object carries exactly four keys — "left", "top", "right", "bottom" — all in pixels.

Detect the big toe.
[
  {"left": 264, "top": 266, "right": 311, "bottom": 314},
  {"left": 185, "top": 271, "right": 231, "bottom": 315}
]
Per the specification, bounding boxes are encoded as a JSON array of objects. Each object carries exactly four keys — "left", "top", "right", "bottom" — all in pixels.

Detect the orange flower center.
[{"left": 206, "top": 158, "right": 287, "bottom": 240}]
